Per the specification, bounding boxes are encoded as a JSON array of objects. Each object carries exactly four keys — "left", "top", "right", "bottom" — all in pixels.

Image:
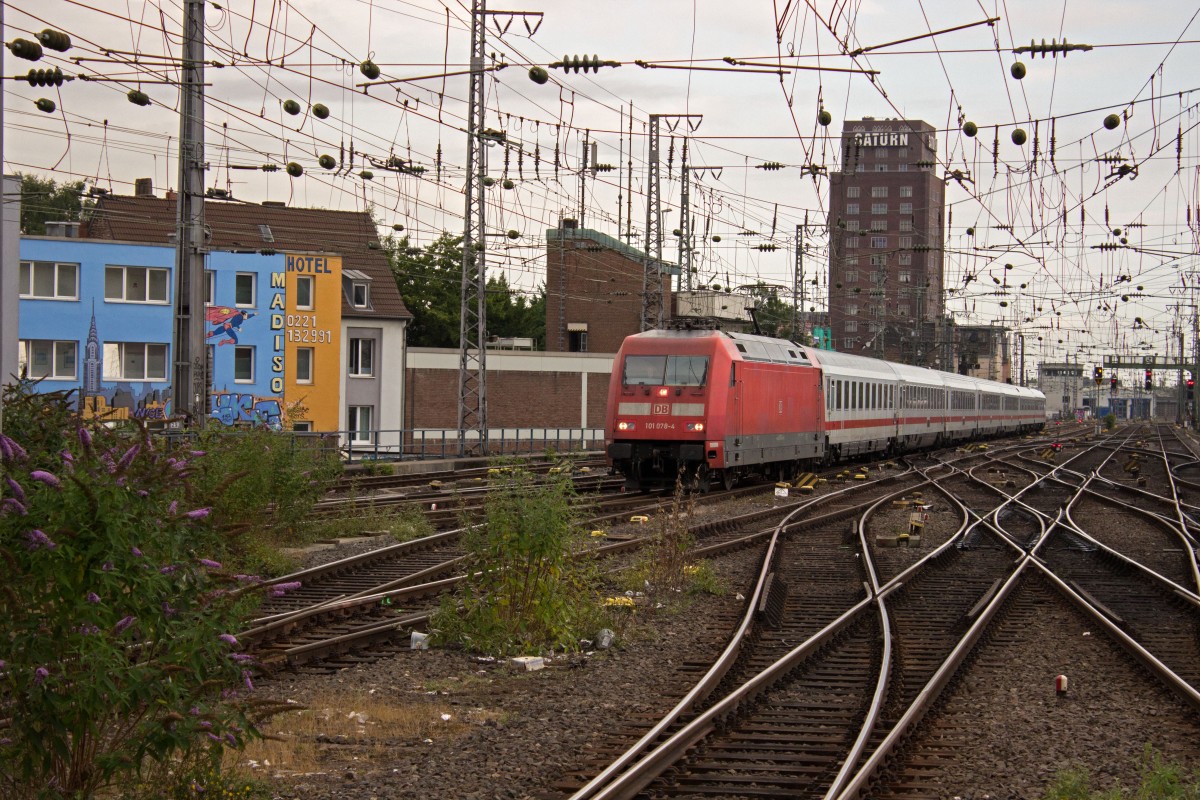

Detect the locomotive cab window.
[{"left": 622, "top": 355, "right": 709, "bottom": 387}]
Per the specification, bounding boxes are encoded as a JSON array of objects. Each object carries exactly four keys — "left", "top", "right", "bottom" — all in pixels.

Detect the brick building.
[
  {"left": 828, "top": 118, "right": 946, "bottom": 364},
  {"left": 544, "top": 220, "right": 676, "bottom": 353}
]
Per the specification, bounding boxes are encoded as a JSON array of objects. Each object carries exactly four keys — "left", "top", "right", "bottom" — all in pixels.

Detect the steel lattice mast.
[
  {"left": 457, "top": 0, "right": 488, "bottom": 456},
  {"left": 640, "top": 115, "right": 663, "bottom": 331}
]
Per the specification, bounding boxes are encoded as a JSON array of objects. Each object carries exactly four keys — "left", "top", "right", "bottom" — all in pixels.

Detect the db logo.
[{"left": 652, "top": 403, "right": 671, "bottom": 415}]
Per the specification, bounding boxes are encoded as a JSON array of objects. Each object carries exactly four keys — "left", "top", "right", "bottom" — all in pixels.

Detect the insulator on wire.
[
  {"left": 34, "top": 98, "right": 56, "bottom": 113},
  {"left": 127, "top": 90, "right": 151, "bottom": 107},
  {"left": 26, "top": 68, "right": 64, "bottom": 87},
  {"left": 551, "top": 54, "right": 618, "bottom": 73},
  {"left": 36, "top": 29, "right": 71, "bottom": 52},
  {"left": 9, "top": 38, "right": 43, "bottom": 61}
]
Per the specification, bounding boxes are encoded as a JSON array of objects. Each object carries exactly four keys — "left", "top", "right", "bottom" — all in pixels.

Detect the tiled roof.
[{"left": 85, "top": 195, "right": 411, "bottom": 320}]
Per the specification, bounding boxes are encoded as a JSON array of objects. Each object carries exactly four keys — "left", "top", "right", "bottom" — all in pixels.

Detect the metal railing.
[{"left": 342, "top": 427, "right": 605, "bottom": 462}]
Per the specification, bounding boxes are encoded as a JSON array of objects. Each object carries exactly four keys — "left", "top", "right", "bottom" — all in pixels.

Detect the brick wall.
[
  {"left": 545, "top": 229, "right": 672, "bottom": 353},
  {"left": 405, "top": 349, "right": 613, "bottom": 431}
]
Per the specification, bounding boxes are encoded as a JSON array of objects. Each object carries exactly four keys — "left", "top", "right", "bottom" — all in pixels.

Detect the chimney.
[
  {"left": 261, "top": 200, "right": 286, "bottom": 208},
  {"left": 165, "top": 189, "right": 177, "bottom": 201},
  {"left": 134, "top": 178, "right": 154, "bottom": 197}
]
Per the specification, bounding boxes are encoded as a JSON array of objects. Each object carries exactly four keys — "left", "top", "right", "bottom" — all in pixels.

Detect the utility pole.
[
  {"left": 172, "top": 0, "right": 207, "bottom": 428},
  {"left": 679, "top": 139, "right": 691, "bottom": 292},
  {"left": 458, "top": 4, "right": 541, "bottom": 455},
  {"left": 641, "top": 114, "right": 701, "bottom": 331},
  {"left": 458, "top": 0, "right": 489, "bottom": 456},
  {"left": 641, "top": 114, "right": 664, "bottom": 331},
  {"left": 793, "top": 213, "right": 809, "bottom": 341}
]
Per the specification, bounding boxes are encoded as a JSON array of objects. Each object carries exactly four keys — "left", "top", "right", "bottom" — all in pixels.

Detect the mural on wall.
[
  {"left": 206, "top": 307, "right": 258, "bottom": 345},
  {"left": 76, "top": 306, "right": 174, "bottom": 423}
]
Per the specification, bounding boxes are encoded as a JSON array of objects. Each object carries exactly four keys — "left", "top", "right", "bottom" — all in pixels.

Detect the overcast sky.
[{"left": 6, "top": 0, "right": 1200, "bottom": 374}]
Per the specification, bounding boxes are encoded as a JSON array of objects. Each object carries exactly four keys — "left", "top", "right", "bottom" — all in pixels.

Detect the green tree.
[
  {"left": 18, "top": 173, "right": 90, "bottom": 235},
  {"left": 387, "top": 233, "right": 545, "bottom": 348},
  {"left": 744, "top": 282, "right": 802, "bottom": 341}
]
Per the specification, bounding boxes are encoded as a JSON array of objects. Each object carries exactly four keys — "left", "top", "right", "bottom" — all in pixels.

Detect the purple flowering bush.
[{"left": 0, "top": 394, "right": 272, "bottom": 799}]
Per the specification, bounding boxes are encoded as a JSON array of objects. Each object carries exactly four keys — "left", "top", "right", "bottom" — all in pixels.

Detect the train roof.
[{"left": 621, "top": 331, "right": 1045, "bottom": 400}]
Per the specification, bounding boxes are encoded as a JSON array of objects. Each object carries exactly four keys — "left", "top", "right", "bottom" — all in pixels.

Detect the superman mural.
[{"left": 206, "top": 307, "right": 258, "bottom": 345}]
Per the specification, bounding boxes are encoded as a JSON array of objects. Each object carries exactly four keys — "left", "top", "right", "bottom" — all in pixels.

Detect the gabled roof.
[{"left": 85, "top": 195, "right": 411, "bottom": 320}]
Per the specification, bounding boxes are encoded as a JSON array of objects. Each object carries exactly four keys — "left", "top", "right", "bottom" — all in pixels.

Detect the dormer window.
[{"left": 342, "top": 269, "right": 373, "bottom": 309}]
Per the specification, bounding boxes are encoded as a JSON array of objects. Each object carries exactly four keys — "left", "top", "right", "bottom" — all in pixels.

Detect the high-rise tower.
[{"left": 827, "top": 118, "right": 945, "bottom": 365}]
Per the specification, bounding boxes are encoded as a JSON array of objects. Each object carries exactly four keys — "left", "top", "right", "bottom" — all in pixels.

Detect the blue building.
[{"left": 18, "top": 236, "right": 283, "bottom": 425}]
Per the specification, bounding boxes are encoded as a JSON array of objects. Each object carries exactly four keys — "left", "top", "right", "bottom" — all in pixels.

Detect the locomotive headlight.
[
  {"left": 657, "top": 387, "right": 669, "bottom": 397},
  {"left": 687, "top": 422, "right": 705, "bottom": 432},
  {"left": 617, "top": 421, "right": 635, "bottom": 431}
]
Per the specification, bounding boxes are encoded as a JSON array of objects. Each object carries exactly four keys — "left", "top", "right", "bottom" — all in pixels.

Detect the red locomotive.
[{"left": 605, "top": 329, "right": 1046, "bottom": 491}]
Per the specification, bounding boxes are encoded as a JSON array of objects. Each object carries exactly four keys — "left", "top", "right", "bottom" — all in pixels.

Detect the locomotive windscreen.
[{"left": 622, "top": 355, "right": 709, "bottom": 387}]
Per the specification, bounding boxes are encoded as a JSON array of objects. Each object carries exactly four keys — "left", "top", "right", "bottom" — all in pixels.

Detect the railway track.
[{"left": 552, "top": 430, "right": 1200, "bottom": 799}]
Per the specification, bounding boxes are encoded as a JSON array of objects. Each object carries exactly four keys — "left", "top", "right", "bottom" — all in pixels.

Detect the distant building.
[
  {"left": 1038, "top": 361, "right": 1087, "bottom": 419},
  {"left": 955, "top": 324, "right": 1011, "bottom": 383},
  {"left": 544, "top": 220, "right": 677, "bottom": 353},
  {"left": 827, "top": 118, "right": 946, "bottom": 364}
]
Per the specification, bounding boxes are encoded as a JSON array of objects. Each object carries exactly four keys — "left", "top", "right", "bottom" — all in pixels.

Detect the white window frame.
[
  {"left": 349, "top": 338, "right": 375, "bottom": 377},
  {"left": 351, "top": 282, "right": 370, "bottom": 309},
  {"left": 846, "top": 202, "right": 859, "bottom": 215},
  {"left": 295, "top": 347, "right": 314, "bottom": 384},
  {"left": 875, "top": 164, "right": 888, "bottom": 172},
  {"left": 844, "top": 256, "right": 859, "bottom": 266},
  {"left": 845, "top": 220, "right": 860, "bottom": 231},
  {"left": 349, "top": 405, "right": 373, "bottom": 443},
  {"left": 233, "top": 346, "right": 255, "bottom": 383},
  {"left": 19, "top": 261, "right": 79, "bottom": 301},
  {"left": 845, "top": 320, "right": 858, "bottom": 333},
  {"left": 843, "top": 338, "right": 856, "bottom": 350},
  {"left": 899, "top": 235, "right": 913, "bottom": 249},
  {"left": 899, "top": 202, "right": 913, "bottom": 214},
  {"left": 870, "top": 236, "right": 887, "bottom": 248},
  {"left": 292, "top": 421, "right": 313, "bottom": 432},
  {"left": 104, "top": 265, "right": 170, "bottom": 304},
  {"left": 235, "top": 273, "right": 256, "bottom": 308},
  {"left": 899, "top": 186, "right": 913, "bottom": 197},
  {"left": 845, "top": 236, "right": 860, "bottom": 249},
  {"left": 844, "top": 269, "right": 859, "bottom": 283},
  {"left": 846, "top": 303, "right": 859, "bottom": 316},
  {"left": 899, "top": 270, "right": 913, "bottom": 283},
  {"left": 899, "top": 219, "right": 914, "bottom": 232},
  {"left": 295, "top": 275, "right": 314, "bottom": 311},
  {"left": 870, "top": 186, "right": 888, "bottom": 198},
  {"left": 871, "top": 203, "right": 887, "bottom": 215},
  {"left": 19, "top": 340, "right": 77, "bottom": 380},
  {"left": 102, "top": 342, "right": 169, "bottom": 381},
  {"left": 846, "top": 186, "right": 861, "bottom": 198},
  {"left": 870, "top": 219, "right": 887, "bottom": 232}
]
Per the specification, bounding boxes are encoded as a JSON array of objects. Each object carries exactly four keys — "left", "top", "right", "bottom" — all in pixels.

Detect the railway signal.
[
  {"left": 1145, "top": 369, "right": 1153, "bottom": 391},
  {"left": 1093, "top": 366, "right": 1103, "bottom": 386},
  {"left": 1109, "top": 376, "right": 1118, "bottom": 393}
]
